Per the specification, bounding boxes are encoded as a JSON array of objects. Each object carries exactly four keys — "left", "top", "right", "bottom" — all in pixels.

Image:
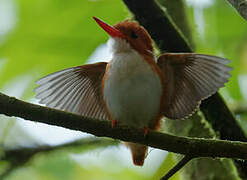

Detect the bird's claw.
[
  {"left": 112, "top": 120, "right": 118, "bottom": 128},
  {"left": 144, "top": 127, "right": 150, "bottom": 137}
]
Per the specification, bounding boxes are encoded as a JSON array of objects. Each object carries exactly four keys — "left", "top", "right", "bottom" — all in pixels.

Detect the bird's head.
[{"left": 93, "top": 17, "right": 153, "bottom": 56}]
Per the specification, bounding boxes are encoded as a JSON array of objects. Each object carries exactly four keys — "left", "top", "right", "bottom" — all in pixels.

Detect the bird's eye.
[{"left": 130, "top": 31, "right": 138, "bottom": 39}]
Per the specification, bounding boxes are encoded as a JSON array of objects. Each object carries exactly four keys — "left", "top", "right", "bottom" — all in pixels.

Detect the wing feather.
[
  {"left": 35, "top": 62, "right": 108, "bottom": 120},
  {"left": 157, "top": 53, "right": 232, "bottom": 119}
]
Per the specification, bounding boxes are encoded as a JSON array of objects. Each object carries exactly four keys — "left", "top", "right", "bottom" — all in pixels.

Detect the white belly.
[{"left": 103, "top": 50, "right": 162, "bottom": 128}]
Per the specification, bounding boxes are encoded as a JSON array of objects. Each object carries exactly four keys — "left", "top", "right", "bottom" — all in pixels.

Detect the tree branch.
[
  {"left": 121, "top": 0, "right": 247, "bottom": 178},
  {"left": 123, "top": 0, "right": 192, "bottom": 53},
  {"left": 158, "top": 0, "right": 194, "bottom": 48},
  {"left": 2, "top": 137, "right": 117, "bottom": 162},
  {"left": 1, "top": 1, "right": 246, "bottom": 178},
  {"left": 1, "top": 137, "right": 117, "bottom": 178},
  {"left": 227, "top": 0, "right": 247, "bottom": 21},
  {"left": 0, "top": 93, "right": 247, "bottom": 160},
  {"left": 122, "top": 0, "right": 247, "bottom": 158},
  {"left": 122, "top": 0, "right": 245, "bottom": 142}
]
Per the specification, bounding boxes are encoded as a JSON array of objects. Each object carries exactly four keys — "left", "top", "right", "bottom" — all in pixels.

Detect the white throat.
[
  {"left": 108, "top": 37, "right": 133, "bottom": 55},
  {"left": 107, "top": 37, "right": 156, "bottom": 62}
]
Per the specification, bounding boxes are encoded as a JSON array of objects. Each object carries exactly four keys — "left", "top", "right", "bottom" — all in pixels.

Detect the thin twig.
[
  {"left": 160, "top": 155, "right": 193, "bottom": 180},
  {"left": 0, "top": 137, "right": 118, "bottom": 179}
]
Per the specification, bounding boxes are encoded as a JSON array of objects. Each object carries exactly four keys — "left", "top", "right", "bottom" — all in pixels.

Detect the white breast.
[{"left": 103, "top": 40, "right": 162, "bottom": 128}]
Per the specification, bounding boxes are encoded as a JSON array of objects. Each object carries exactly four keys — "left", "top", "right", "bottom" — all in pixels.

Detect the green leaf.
[{"left": 0, "top": 0, "right": 128, "bottom": 90}]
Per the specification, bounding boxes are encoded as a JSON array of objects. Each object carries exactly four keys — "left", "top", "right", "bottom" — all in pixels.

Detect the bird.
[{"left": 34, "top": 17, "right": 232, "bottom": 166}]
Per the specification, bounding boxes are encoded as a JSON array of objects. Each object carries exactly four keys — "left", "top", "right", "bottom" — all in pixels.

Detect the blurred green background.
[{"left": 0, "top": 0, "right": 247, "bottom": 179}]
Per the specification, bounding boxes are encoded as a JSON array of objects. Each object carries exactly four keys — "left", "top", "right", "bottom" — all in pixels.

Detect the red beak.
[{"left": 93, "top": 17, "right": 124, "bottom": 38}]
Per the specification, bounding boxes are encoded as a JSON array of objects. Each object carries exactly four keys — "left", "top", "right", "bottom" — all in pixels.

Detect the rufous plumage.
[{"left": 35, "top": 17, "right": 232, "bottom": 166}]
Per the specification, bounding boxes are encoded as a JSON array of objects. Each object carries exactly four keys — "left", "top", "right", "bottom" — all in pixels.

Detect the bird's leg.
[
  {"left": 112, "top": 120, "right": 118, "bottom": 128},
  {"left": 143, "top": 127, "right": 150, "bottom": 137}
]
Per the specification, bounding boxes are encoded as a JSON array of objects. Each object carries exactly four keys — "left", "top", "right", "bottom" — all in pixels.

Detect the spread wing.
[
  {"left": 35, "top": 62, "right": 109, "bottom": 120},
  {"left": 157, "top": 53, "right": 232, "bottom": 119}
]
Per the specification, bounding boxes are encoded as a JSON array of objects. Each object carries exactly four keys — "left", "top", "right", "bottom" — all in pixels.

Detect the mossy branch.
[
  {"left": 122, "top": 0, "right": 192, "bottom": 52},
  {"left": 122, "top": 0, "right": 246, "bottom": 142},
  {"left": 227, "top": 0, "right": 247, "bottom": 20},
  {"left": 122, "top": 0, "right": 247, "bottom": 178},
  {"left": 0, "top": 93, "right": 247, "bottom": 160}
]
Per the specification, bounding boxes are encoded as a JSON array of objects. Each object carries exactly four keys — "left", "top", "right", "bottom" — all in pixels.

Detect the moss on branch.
[{"left": 0, "top": 93, "right": 247, "bottom": 160}]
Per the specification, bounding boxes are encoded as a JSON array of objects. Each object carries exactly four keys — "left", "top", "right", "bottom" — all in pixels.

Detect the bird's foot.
[
  {"left": 112, "top": 120, "right": 118, "bottom": 128},
  {"left": 143, "top": 127, "right": 150, "bottom": 137}
]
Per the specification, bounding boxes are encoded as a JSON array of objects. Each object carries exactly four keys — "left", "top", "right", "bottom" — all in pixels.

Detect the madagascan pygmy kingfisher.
[{"left": 35, "top": 17, "right": 232, "bottom": 166}]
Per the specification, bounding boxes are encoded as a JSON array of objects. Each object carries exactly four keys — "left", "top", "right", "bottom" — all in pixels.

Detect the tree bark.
[
  {"left": 0, "top": 93, "right": 247, "bottom": 160},
  {"left": 227, "top": 0, "right": 247, "bottom": 20}
]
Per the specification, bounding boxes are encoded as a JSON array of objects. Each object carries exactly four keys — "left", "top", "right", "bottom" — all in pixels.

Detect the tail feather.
[{"left": 126, "top": 142, "right": 148, "bottom": 166}]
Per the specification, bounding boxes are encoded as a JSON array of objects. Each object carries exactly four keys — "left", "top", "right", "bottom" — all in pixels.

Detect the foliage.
[{"left": 0, "top": 0, "right": 247, "bottom": 179}]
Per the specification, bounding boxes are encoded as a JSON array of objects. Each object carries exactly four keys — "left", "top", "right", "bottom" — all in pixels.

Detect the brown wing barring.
[
  {"left": 35, "top": 62, "right": 109, "bottom": 121},
  {"left": 157, "top": 53, "right": 232, "bottom": 119}
]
